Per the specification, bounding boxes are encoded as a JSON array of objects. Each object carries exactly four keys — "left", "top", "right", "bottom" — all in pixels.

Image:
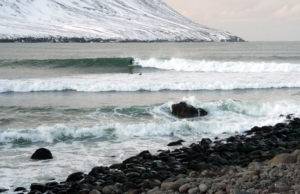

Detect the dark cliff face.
[{"left": 0, "top": 0, "right": 245, "bottom": 42}]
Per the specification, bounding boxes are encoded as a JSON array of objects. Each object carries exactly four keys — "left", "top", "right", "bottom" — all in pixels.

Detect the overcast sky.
[{"left": 162, "top": 0, "right": 300, "bottom": 41}]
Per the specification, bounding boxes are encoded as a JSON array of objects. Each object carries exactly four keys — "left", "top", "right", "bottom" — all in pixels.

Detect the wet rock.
[
  {"left": 31, "top": 148, "right": 53, "bottom": 160},
  {"left": 122, "top": 156, "right": 142, "bottom": 164},
  {"left": 14, "top": 187, "right": 27, "bottom": 192},
  {"left": 66, "top": 172, "right": 85, "bottom": 182},
  {"left": 200, "top": 138, "right": 212, "bottom": 146},
  {"left": 30, "top": 183, "right": 45, "bottom": 192},
  {"left": 45, "top": 182, "right": 59, "bottom": 187},
  {"left": 215, "top": 144, "right": 229, "bottom": 152},
  {"left": 72, "top": 183, "right": 89, "bottom": 191},
  {"left": 138, "top": 179, "right": 161, "bottom": 189},
  {"left": 127, "top": 189, "right": 144, "bottom": 194},
  {"left": 226, "top": 136, "right": 238, "bottom": 143},
  {"left": 180, "top": 153, "right": 206, "bottom": 162},
  {"left": 171, "top": 102, "right": 207, "bottom": 118},
  {"left": 0, "top": 188, "right": 8, "bottom": 193},
  {"left": 137, "top": 150, "right": 152, "bottom": 159},
  {"left": 287, "top": 141, "right": 298, "bottom": 149},
  {"left": 51, "top": 187, "right": 61, "bottom": 194},
  {"left": 190, "top": 144, "right": 204, "bottom": 153},
  {"left": 89, "top": 166, "right": 110, "bottom": 176},
  {"left": 158, "top": 152, "right": 169, "bottom": 161},
  {"left": 167, "top": 140, "right": 185, "bottom": 146},
  {"left": 126, "top": 172, "right": 140, "bottom": 179},
  {"left": 189, "top": 162, "right": 207, "bottom": 171},
  {"left": 121, "top": 182, "right": 137, "bottom": 192}
]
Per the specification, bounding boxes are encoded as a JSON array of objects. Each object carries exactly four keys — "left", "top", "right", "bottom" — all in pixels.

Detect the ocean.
[{"left": 0, "top": 42, "right": 300, "bottom": 191}]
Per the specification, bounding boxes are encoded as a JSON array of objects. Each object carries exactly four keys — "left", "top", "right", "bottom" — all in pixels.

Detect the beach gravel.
[{"left": 17, "top": 115, "right": 300, "bottom": 194}]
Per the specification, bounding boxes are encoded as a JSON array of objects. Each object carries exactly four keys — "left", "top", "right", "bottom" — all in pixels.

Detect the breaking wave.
[
  {"left": 135, "top": 58, "right": 300, "bottom": 72},
  {"left": 1, "top": 76, "right": 300, "bottom": 93},
  {"left": 1, "top": 98, "right": 298, "bottom": 144}
]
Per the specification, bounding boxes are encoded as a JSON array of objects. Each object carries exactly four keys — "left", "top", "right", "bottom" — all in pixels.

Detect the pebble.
[
  {"left": 187, "top": 187, "right": 199, "bottom": 194},
  {"left": 102, "top": 185, "right": 119, "bottom": 194},
  {"left": 199, "top": 183, "right": 208, "bottom": 192}
]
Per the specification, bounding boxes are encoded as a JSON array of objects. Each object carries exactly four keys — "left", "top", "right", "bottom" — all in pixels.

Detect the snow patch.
[{"left": 0, "top": 0, "right": 243, "bottom": 42}]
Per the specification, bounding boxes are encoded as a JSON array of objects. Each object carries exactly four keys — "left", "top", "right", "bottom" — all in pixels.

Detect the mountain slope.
[{"left": 0, "top": 0, "right": 244, "bottom": 42}]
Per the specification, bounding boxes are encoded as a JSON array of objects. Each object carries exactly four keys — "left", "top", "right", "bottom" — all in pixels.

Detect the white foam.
[
  {"left": 1, "top": 99, "right": 298, "bottom": 144},
  {"left": 135, "top": 58, "right": 300, "bottom": 72},
  {"left": 1, "top": 71, "right": 300, "bottom": 93}
]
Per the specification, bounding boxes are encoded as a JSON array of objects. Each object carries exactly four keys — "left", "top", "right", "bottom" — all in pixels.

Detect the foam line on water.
[{"left": 1, "top": 72, "right": 300, "bottom": 93}]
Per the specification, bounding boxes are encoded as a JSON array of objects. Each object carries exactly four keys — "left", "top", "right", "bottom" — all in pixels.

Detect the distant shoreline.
[{"left": 0, "top": 37, "right": 246, "bottom": 43}]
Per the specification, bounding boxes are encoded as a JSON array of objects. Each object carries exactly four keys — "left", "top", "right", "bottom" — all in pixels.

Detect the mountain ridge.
[{"left": 0, "top": 0, "right": 245, "bottom": 42}]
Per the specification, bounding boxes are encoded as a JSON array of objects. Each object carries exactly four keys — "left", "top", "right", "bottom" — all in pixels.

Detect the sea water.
[{"left": 0, "top": 42, "right": 300, "bottom": 191}]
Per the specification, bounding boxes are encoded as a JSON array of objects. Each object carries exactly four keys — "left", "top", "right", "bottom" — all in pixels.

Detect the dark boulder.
[
  {"left": 180, "top": 153, "right": 206, "bottom": 162},
  {"left": 31, "top": 148, "right": 53, "bottom": 160},
  {"left": 122, "top": 182, "right": 137, "bottom": 192},
  {"left": 14, "top": 187, "right": 27, "bottom": 192},
  {"left": 137, "top": 150, "right": 152, "bottom": 159},
  {"left": 0, "top": 188, "right": 8, "bottom": 193},
  {"left": 171, "top": 102, "right": 207, "bottom": 118},
  {"left": 167, "top": 140, "right": 185, "bottom": 146},
  {"left": 122, "top": 156, "right": 142, "bottom": 164},
  {"left": 30, "top": 183, "right": 45, "bottom": 192},
  {"left": 66, "top": 172, "right": 85, "bottom": 182},
  {"left": 200, "top": 138, "right": 212, "bottom": 146}
]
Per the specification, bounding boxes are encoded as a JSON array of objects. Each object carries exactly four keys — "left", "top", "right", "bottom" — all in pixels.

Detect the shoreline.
[
  {"left": 0, "top": 37, "right": 246, "bottom": 43},
  {"left": 14, "top": 115, "right": 300, "bottom": 194}
]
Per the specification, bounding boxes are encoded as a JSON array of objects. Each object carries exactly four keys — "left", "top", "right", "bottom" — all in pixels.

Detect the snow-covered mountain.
[{"left": 0, "top": 0, "right": 244, "bottom": 42}]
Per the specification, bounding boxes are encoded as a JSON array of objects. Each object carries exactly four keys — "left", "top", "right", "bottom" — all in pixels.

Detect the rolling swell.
[
  {"left": 2, "top": 57, "right": 300, "bottom": 73},
  {"left": 0, "top": 57, "right": 135, "bottom": 73}
]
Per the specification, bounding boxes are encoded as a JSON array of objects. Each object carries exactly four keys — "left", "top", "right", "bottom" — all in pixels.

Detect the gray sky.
[{"left": 162, "top": 0, "right": 300, "bottom": 41}]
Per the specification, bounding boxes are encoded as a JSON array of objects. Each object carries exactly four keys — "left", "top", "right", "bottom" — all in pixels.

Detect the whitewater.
[
  {"left": 1, "top": 42, "right": 300, "bottom": 192},
  {"left": 1, "top": 71, "right": 300, "bottom": 93}
]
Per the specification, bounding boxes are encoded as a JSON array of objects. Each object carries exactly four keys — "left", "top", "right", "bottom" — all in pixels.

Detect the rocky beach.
[
  {"left": 8, "top": 111, "right": 300, "bottom": 194},
  {"left": 1, "top": 42, "right": 300, "bottom": 194}
]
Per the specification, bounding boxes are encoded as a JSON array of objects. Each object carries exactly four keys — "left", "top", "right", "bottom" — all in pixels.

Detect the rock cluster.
[{"left": 19, "top": 116, "right": 300, "bottom": 194}]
